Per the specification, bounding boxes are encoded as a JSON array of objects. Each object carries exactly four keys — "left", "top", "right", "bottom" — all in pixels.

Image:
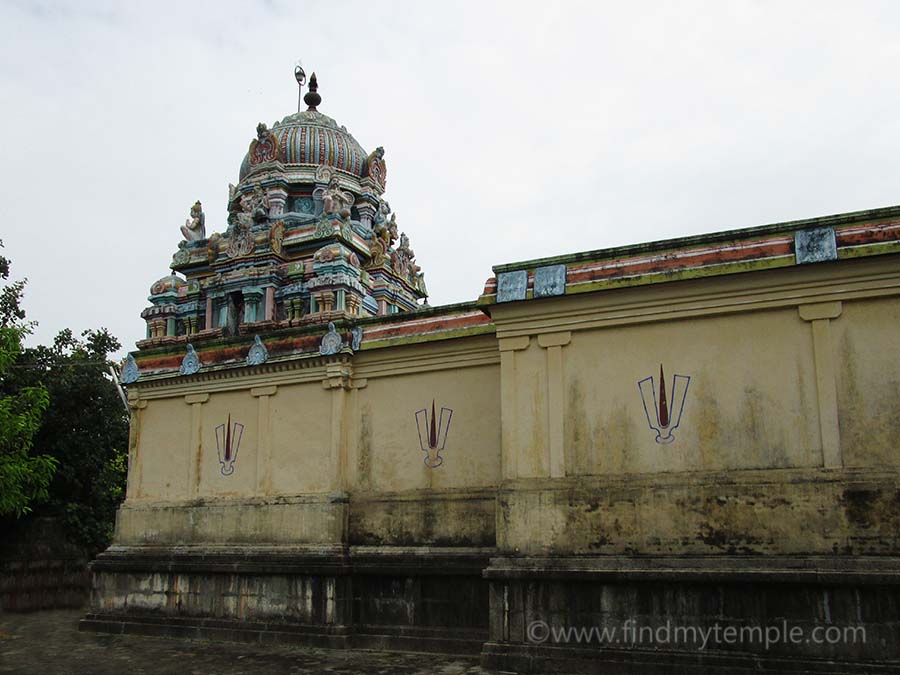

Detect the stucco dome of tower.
[
  {"left": 239, "top": 73, "right": 368, "bottom": 181},
  {"left": 149, "top": 272, "right": 185, "bottom": 298},
  {"left": 239, "top": 110, "right": 368, "bottom": 180}
]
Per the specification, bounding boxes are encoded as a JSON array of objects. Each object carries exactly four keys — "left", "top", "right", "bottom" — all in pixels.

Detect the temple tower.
[{"left": 141, "top": 71, "right": 426, "bottom": 345}]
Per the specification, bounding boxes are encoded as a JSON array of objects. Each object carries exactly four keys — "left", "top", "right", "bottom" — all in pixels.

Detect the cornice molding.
[
  {"left": 490, "top": 256, "right": 900, "bottom": 338},
  {"left": 353, "top": 336, "right": 499, "bottom": 379},
  {"left": 130, "top": 335, "right": 499, "bottom": 399}
]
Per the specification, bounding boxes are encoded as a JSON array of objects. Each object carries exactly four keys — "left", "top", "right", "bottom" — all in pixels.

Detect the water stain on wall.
[
  {"left": 357, "top": 404, "right": 372, "bottom": 490},
  {"left": 839, "top": 329, "right": 900, "bottom": 468},
  {"left": 566, "top": 378, "right": 594, "bottom": 475},
  {"left": 593, "top": 404, "right": 636, "bottom": 475}
]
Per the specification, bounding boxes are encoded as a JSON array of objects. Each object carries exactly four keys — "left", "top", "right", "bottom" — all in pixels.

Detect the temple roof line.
[
  {"left": 481, "top": 205, "right": 900, "bottom": 305},
  {"left": 492, "top": 203, "right": 900, "bottom": 274}
]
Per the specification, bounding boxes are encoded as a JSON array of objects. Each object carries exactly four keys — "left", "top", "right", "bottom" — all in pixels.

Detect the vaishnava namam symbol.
[
  {"left": 215, "top": 413, "right": 244, "bottom": 475},
  {"left": 638, "top": 365, "right": 691, "bottom": 445},
  {"left": 415, "top": 400, "right": 452, "bottom": 468}
]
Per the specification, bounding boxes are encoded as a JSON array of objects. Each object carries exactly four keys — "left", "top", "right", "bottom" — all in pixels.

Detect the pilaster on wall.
[
  {"left": 498, "top": 332, "right": 572, "bottom": 481},
  {"left": 537, "top": 332, "right": 572, "bottom": 479},
  {"left": 798, "top": 301, "right": 843, "bottom": 468},
  {"left": 184, "top": 393, "right": 209, "bottom": 498},
  {"left": 344, "top": 378, "right": 367, "bottom": 492},
  {"left": 498, "top": 337, "right": 529, "bottom": 481},
  {"left": 125, "top": 396, "right": 147, "bottom": 501},
  {"left": 250, "top": 385, "right": 277, "bottom": 494},
  {"left": 322, "top": 363, "right": 353, "bottom": 492}
]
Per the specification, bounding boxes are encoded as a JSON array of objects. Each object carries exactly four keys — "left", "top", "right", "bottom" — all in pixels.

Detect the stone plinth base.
[
  {"left": 481, "top": 556, "right": 900, "bottom": 674},
  {"left": 84, "top": 548, "right": 900, "bottom": 670},
  {"left": 480, "top": 642, "right": 900, "bottom": 675},
  {"left": 81, "top": 544, "right": 490, "bottom": 655},
  {"left": 80, "top": 612, "right": 354, "bottom": 649}
]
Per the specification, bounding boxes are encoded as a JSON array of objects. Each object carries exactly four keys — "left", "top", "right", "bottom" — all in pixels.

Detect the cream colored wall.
[
  {"left": 562, "top": 307, "right": 820, "bottom": 475},
  {"left": 345, "top": 337, "right": 501, "bottom": 546},
  {"left": 493, "top": 257, "right": 900, "bottom": 482},
  {"left": 198, "top": 389, "right": 258, "bottom": 497},
  {"left": 121, "top": 335, "right": 501, "bottom": 546},
  {"left": 128, "top": 368, "right": 342, "bottom": 503},
  {"left": 131, "top": 399, "right": 190, "bottom": 501},
  {"left": 504, "top": 342, "right": 547, "bottom": 479},
  {"left": 120, "top": 255, "right": 900, "bottom": 554},
  {"left": 269, "top": 381, "right": 336, "bottom": 494},
  {"left": 351, "top": 363, "right": 501, "bottom": 493},
  {"left": 835, "top": 296, "right": 900, "bottom": 468},
  {"left": 491, "top": 255, "right": 900, "bottom": 555}
]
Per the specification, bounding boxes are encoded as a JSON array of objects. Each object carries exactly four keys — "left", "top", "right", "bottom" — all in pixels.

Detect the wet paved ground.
[{"left": 0, "top": 610, "right": 497, "bottom": 674}]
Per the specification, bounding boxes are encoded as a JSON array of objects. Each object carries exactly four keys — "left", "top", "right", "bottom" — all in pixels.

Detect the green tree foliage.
[
  {"left": 11, "top": 328, "right": 129, "bottom": 553},
  {"left": 0, "top": 242, "right": 57, "bottom": 517}
]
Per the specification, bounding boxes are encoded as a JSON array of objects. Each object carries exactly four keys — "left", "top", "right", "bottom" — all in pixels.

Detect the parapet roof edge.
[
  {"left": 492, "top": 203, "right": 900, "bottom": 274},
  {"left": 131, "top": 299, "right": 485, "bottom": 359}
]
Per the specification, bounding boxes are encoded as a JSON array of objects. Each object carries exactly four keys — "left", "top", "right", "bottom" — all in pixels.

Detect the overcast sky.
[{"left": 2, "top": 0, "right": 899, "bottom": 352}]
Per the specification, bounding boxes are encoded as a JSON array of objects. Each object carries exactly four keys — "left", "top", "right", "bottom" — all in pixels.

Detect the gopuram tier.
[{"left": 139, "top": 72, "right": 426, "bottom": 358}]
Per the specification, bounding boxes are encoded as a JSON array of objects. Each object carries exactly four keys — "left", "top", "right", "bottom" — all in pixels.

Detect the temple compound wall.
[
  {"left": 83, "top": 205, "right": 900, "bottom": 673},
  {"left": 115, "top": 328, "right": 500, "bottom": 549}
]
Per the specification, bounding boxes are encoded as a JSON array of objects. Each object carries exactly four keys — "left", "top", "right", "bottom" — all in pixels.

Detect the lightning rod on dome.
[{"left": 294, "top": 62, "right": 306, "bottom": 113}]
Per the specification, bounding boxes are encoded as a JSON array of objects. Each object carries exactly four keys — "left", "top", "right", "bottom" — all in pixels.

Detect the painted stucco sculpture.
[
  {"left": 319, "top": 322, "right": 342, "bottom": 355},
  {"left": 246, "top": 335, "right": 268, "bottom": 366},
  {"left": 180, "top": 201, "right": 206, "bottom": 242},
  {"left": 179, "top": 343, "right": 201, "bottom": 375},
  {"left": 119, "top": 353, "right": 140, "bottom": 384},
  {"left": 350, "top": 326, "right": 362, "bottom": 351}
]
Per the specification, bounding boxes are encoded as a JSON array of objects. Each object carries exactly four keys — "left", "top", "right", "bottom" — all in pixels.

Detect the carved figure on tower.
[
  {"left": 247, "top": 184, "right": 269, "bottom": 223},
  {"left": 375, "top": 199, "right": 391, "bottom": 225},
  {"left": 322, "top": 175, "right": 352, "bottom": 220},
  {"left": 222, "top": 185, "right": 260, "bottom": 258},
  {"left": 365, "top": 146, "right": 387, "bottom": 189},
  {"left": 387, "top": 213, "right": 399, "bottom": 245},
  {"left": 249, "top": 122, "right": 280, "bottom": 166},
  {"left": 227, "top": 183, "right": 241, "bottom": 213},
  {"left": 392, "top": 231, "right": 419, "bottom": 281},
  {"left": 181, "top": 201, "right": 206, "bottom": 241}
]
